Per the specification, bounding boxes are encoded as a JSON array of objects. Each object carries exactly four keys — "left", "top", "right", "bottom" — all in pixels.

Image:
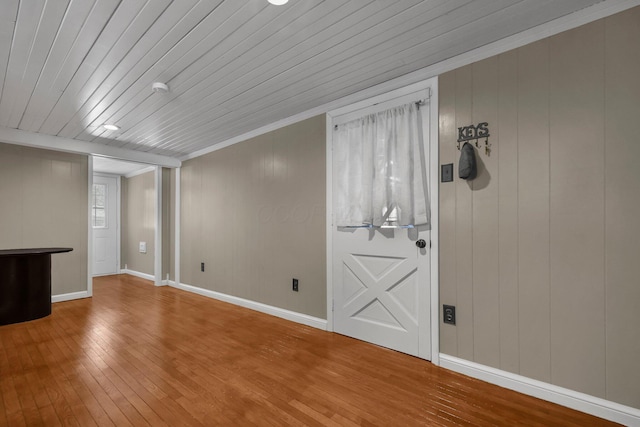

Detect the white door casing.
[
  {"left": 92, "top": 174, "right": 119, "bottom": 276},
  {"left": 330, "top": 85, "right": 436, "bottom": 360}
]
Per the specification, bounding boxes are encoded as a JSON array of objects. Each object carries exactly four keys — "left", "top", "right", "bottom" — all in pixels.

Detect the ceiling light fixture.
[
  {"left": 152, "top": 82, "right": 169, "bottom": 93},
  {"left": 268, "top": 0, "right": 288, "bottom": 5},
  {"left": 103, "top": 124, "right": 120, "bottom": 131}
]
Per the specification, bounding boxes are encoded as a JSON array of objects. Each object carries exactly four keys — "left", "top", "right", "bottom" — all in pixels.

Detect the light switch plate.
[
  {"left": 441, "top": 163, "right": 454, "bottom": 182},
  {"left": 139, "top": 241, "right": 147, "bottom": 253}
]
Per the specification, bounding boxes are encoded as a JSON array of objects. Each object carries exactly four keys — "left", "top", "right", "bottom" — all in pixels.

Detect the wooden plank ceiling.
[{"left": 0, "top": 0, "right": 604, "bottom": 158}]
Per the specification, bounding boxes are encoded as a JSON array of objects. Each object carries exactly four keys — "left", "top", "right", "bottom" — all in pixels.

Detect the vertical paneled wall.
[
  {"left": 0, "top": 143, "right": 88, "bottom": 295},
  {"left": 121, "top": 171, "right": 155, "bottom": 275},
  {"left": 169, "top": 168, "right": 176, "bottom": 282},
  {"left": 439, "top": 8, "right": 640, "bottom": 408},
  {"left": 162, "top": 168, "right": 171, "bottom": 281},
  {"left": 180, "top": 115, "right": 326, "bottom": 319},
  {"left": 603, "top": 7, "right": 640, "bottom": 408}
]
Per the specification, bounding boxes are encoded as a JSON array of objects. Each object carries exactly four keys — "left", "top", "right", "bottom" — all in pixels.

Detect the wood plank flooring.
[{"left": 0, "top": 274, "right": 618, "bottom": 426}]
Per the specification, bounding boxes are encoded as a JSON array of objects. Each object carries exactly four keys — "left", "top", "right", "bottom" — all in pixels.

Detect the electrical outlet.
[
  {"left": 201, "top": 262, "right": 205, "bottom": 272},
  {"left": 292, "top": 278, "right": 299, "bottom": 292},
  {"left": 443, "top": 305, "right": 456, "bottom": 325}
]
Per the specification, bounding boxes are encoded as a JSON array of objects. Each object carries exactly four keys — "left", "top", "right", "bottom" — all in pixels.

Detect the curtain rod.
[{"left": 334, "top": 99, "right": 427, "bottom": 129}]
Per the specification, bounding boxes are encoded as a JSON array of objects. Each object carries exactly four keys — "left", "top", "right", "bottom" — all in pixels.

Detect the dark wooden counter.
[{"left": 0, "top": 248, "right": 73, "bottom": 326}]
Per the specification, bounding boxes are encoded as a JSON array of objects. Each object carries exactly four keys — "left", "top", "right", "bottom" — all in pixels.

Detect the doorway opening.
[{"left": 90, "top": 156, "right": 165, "bottom": 287}]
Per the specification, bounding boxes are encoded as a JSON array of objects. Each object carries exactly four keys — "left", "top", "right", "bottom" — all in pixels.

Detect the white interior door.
[
  {"left": 333, "top": 227, "right": 430, "bottom": 358},
  {"left": 331, "top": 88, "right": 432, "bottom": 359},
  {"left": 92, "top": 175, "right": 119, "bottom": 276}
]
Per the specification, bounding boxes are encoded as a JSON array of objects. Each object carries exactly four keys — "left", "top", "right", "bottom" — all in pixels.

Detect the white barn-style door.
[
  {"left": 331, "top": 88, "right": 433, "bottom": 359},
  {"left": 333, "top": 227, "right": 430, "bottom": 357}
]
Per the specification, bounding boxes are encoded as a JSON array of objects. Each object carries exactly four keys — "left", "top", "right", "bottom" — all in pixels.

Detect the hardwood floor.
[{"left": 0, "top": 274, "right": 618, "bottom": 426}]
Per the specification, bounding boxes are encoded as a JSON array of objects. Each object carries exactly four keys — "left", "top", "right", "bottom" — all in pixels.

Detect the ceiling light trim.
[{"left": 152, "top": 82, "right": 169, "bottom": 93}]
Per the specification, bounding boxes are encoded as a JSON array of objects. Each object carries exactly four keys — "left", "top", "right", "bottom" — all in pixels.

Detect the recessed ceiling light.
[
  {"left": 152, "top": 82, "right": 169, "bottom": 93},
  {"left": 103, "top": 124, "right": 120, "bottom": 131},
  {"left": 268, "top": 0, "right": 288, "bottom": 5}
]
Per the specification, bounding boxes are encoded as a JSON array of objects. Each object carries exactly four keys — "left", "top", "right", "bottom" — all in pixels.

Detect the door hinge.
[
  {"left": 430, "top": 240, "right": 432, "bottom": 248},
  {"left": 332, "top": 300, "right": 334, "bottom": 312}
]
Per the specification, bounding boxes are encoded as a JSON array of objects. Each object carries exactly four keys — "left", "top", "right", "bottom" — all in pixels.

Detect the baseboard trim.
[
  {"left": 439, "top": 354, "right": 640, "bottom": 426},
  {"left": 121, "top": 269, "right": 155, "bottom": 281},
  {"left": 52, "top": 291, "right": 90, "bottom": 303},
  {"left": 92, "top": 272, "right": 118, "bottom": 277},
  {"left": 170, "top": 282, "right": 328, "bottom": 330}
]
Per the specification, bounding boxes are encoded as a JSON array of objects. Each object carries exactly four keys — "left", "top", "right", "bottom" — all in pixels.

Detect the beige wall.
[
  {"left": 169, "top": 168, "right": 176, "bottom": 282},
  {"left": 162, "top": 167, "right": 171, "bottom": 281},
  {"left": 0, "top": 142, "right": 88, "bottom": 295},
  {"left": 439, "top": 7, "right": 640, "bottom": 408},
  {"left": 181, "top": 115, "right": 326, "bottom": 318},
  {"left": 121, "top": 171, "right": 155, "bottom": 276}
]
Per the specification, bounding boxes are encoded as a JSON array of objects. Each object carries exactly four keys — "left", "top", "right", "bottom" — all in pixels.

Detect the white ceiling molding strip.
[
  {"left": 180, "top": 0, "right": 640, "bottom": 162},
  {"left": 124, "top": 165, "right": 156, "bottom": 179},
  {"left": 0, "top": 126, "right": 181, "bottom": 168}
]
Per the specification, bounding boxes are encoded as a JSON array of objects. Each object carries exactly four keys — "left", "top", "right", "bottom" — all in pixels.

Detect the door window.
[{"left": 92, "top": 183, "right": 107, "bottom": 228}]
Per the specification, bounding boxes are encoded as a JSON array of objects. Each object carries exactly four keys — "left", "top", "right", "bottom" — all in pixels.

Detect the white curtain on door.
[{"left": 333, "top": 102, "right": 429, "bottom": 227}]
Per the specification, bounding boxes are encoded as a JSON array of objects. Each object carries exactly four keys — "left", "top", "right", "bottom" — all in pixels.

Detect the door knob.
[{"left": 415, "top": 239, "right": 427, "bottom": 249}]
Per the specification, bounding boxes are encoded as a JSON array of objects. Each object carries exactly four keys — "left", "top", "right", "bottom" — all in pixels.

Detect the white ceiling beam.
[{"left": 0, "top": 126, "right": 181, "bottom": 168}]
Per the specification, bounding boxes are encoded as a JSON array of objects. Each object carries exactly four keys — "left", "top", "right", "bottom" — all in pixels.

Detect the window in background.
[{"left": 92, "top": 183, "right": 107, "bottom": 228}]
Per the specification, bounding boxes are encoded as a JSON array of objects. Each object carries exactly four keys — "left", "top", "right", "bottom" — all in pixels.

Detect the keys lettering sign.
[
  {"left": 457, "top": 122, "right": 489, "bottom": 143},
  {"left": 456, "top": 122, "right": 492, "bottom": 155}
]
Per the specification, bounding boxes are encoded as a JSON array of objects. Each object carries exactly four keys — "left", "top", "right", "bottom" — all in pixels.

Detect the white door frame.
[
  {"left": 325, "top": 77, "right": 440, "bottom": 365},
  {"left": 154, "top": 166, "right": 162, "bottom": 286},
  {"left": 92, "top": 172, "right": 121, "bottom": 277},
  {"left": 88, "top": 156, "right": 93, "bottom": 297},
  {"left": 88, "top": 158, "right": 165, "bottom": 288}
]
